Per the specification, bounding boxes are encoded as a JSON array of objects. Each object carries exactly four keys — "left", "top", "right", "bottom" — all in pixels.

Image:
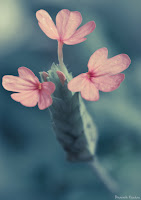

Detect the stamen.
[
  {"left": 87, "top": 71, "right": 95, "bottom": 79},
  {"left": 38, "top": 83, "right": 42, "bottom": 90}
]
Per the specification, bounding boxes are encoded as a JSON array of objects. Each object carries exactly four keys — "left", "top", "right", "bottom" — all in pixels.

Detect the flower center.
[
  {"left": 87, "top": 71, "right": 95, "bottom": 80},
  {"left": 38, "top": 83, "right": 42, "bottom": 90}
]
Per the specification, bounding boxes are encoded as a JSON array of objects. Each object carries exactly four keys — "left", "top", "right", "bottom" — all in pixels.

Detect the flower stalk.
[
  {"left": 89, "top": 157, "right": 119, "bottom": 194},
  {"left": 40, "top": 63, "right": 118, "bottom": 193},
  {"left": 40, "top": 63, "right": 98, "bottom": 161},
  {"left": 58, "top": 41, "right": 64, "bottom": 70}
]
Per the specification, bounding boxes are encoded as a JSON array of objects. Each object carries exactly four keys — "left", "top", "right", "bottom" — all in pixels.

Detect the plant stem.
[
  {"left": 89, "top": 157, "right": 119, "bottom": 194},
  {"left": 58, "top": 40, "right": 65, "bottom": 72}
]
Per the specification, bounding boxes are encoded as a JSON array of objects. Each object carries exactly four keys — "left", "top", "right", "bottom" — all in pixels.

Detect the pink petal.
[
  {"left": 65, "top": 21, "right": 95, "bottom": 44},
  {"left": 2, "top": 75, "right": 37, "bottom": 92},
  {"left": 56, "top": 71, "right": 66, "bottom": 85},
  {"left": 36, "top": 9, "right": 59, "bottom": 40},
  {"left": 42, "top": 71, "right": 49, "bottom": 82},
  {"left": 93, "top": 74, "right": 125, "bottom": 92},
  {"left": 94, "top": 54, "right": 131, "bottom": 76},
  {"left": 11, "top": 90, "right": 39, "bottom": 107},
  {"left": 68, "top": 73, "right": 86, "bottom": 92},
  {"left": 81, "top": 79, "right": 99, "bottom": 101},
  {"left": 56, "top": 9, "right": 82, "bottom": 40},
  {"left": 64, "top": 37, "right": 87, "bottom": 45},
  {"left": 38, "top": 90, "right": 53, "bottom": 110},
  {"left": 41, "top": 82, "right": 56, "bottom": 95},
  {"left": 88, "top": 47, "right": 108, "bottom": 71},
  {"left": 18, "top": 67, "right": 39, "bottom": 84}
]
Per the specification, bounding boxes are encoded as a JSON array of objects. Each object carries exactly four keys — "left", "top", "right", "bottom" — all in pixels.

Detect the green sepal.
[{"left": 40, "top": 63, "right": 98, "bottom": 162}]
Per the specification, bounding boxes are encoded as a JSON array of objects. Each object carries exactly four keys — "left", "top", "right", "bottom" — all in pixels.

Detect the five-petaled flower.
[
  {"left": 36, "top": 9, "right": 96, "bottom": 45},
  {"left": 2, "top": 67, "right": 55, "bottom": 110},
  {"left": 68, "top": 48, "right": 131, "bottom": 101}
]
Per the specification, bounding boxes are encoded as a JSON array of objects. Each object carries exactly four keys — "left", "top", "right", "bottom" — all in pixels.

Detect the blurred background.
[{"left": 0, "top": 0, "right": 141, "bottom": 199}]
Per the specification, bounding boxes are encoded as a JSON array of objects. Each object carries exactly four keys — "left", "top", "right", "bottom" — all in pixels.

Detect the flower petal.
[
  {"left": 41, "top": 82, "right": 56, "bottom": 95},
  {"left": 56, "top": 9, "right": 82, "bottom": 40},
  {"left": 56, "top": 71, "right": 66, "bottom": 85},
  {"left": 94, "top": 54, "right": 131, "bottom": 76},
  {"left": 38, "top": 90, "right": 53, "bottom": 110},
  {"left": 2, "top": 75, "right": 36, "bottom": 92},
  {"left": 81, "top": 79, "right": 99, "bottom": 101},
  {"left": 65, "top": 21, "right": 95, "bottom": 44},
  {"left": 93, "top": 74, "right": 125, "bottom": 92},
  {"left": 11, "top": 90, "right": 39, "bottom": 107},
  {"left": 88, "top": 47, "right": 108, "bottom": 71},
  {"left": 68, "top": 73, "right": 86, "bottom": 92},
  {"left": 42, "top": 71, "right": 49, "bottom": 82},
  {"left": 18, "top": 67, "right": 39, "bottom": 84},
  {"left": 64, "top": 37, "right": 87, "bottom": 45},
  {"left": 36, "top": 9, "right": 59, "bottom": 40}
]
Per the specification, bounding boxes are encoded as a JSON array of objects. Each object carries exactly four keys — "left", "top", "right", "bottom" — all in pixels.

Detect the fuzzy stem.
[
  {"left": 40, "top": 64, "right": 97, "bottom": 162},
  {"left": 89, "top": 157, "right": 119, "bottom": 194},
  {"left": 58, "top": 41, "right": 65, "bottom": 72},
  {"left": 40, "top": 65, "right": 118, "bottom": 194}
]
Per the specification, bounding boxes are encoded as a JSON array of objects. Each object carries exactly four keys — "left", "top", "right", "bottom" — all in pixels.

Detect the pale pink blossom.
[
  {"left": 68, "top": 48, "right": 131, "bottom": 101},
  {"left": 2, "top": 67, "right": 55, "bottom": 110},
  {"left": 42, "top": 71, "right": 49, "bottom": 82},
  {"left": 36, "top": 9, "right": 96, "bottom": 45},
  {"left": 56, "top": 71, "right": 66, "bottom": 85}
]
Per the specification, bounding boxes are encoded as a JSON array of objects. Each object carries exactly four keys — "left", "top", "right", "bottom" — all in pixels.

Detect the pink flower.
[
  {"left": 36, "top": 9, "right": 96, "bottom": 45},
  {"left": 56, "top": 70, "right": 66, "bottom": 85},
  {"left": 42, "top": 71, "right": 49, "bottom": 82},
  {"left": 2, "top": 67, "right": 55, "bottom": 110},
  {"left": 68, "top": 48, "right": 131, "bottom": 101}
]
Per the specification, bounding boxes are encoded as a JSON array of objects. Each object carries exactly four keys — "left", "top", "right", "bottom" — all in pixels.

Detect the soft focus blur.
[{"left": 0, "top": 0, "right": 141, "bottom": 200}]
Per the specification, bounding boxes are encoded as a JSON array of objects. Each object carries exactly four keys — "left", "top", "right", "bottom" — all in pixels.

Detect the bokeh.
[{"left": 0, "top": 0, "right": 141, "bottom": 200}]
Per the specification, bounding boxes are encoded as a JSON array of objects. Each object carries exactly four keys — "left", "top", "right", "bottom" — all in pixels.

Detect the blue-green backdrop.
[{"left": 0, "top": 0, "right": 141, "bottom": 199}]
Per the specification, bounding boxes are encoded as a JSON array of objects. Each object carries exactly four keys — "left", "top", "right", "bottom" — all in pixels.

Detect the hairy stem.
[
  {"left": 40, "top": 64, "right": 118, "bottom": 194},
  {"left": 89, "top": 157, "right": 119, "bottom": 194},
  {"left": 58, "top": 41, "right": 65, "bottom": 72}
]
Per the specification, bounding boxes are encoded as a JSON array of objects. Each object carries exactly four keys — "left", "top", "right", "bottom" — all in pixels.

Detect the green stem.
[
  {"left": 58, "top": 40, "right": 65, "bottom": 72},
  {"left": 89, "top": 157, "right": 119, "bottom": 194}
]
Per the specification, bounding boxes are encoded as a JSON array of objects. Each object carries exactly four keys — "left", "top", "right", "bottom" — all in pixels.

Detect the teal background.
[{"left": 0, "top": 0, "right": 141, "bottom": 199}]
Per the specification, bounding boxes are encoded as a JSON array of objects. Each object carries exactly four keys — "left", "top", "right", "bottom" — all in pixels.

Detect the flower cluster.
[
  {"left": 36, "top": 9, "right": 96, "bottom": 45},
  {"left": 68, "top": 48, "right": 130, "bottom": 101},
  {"left": 2, "top": 67, "right": 55, "bottom": 110},
  {"left": 2, "top": 9, "right": 131, "bottom": 109}
]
